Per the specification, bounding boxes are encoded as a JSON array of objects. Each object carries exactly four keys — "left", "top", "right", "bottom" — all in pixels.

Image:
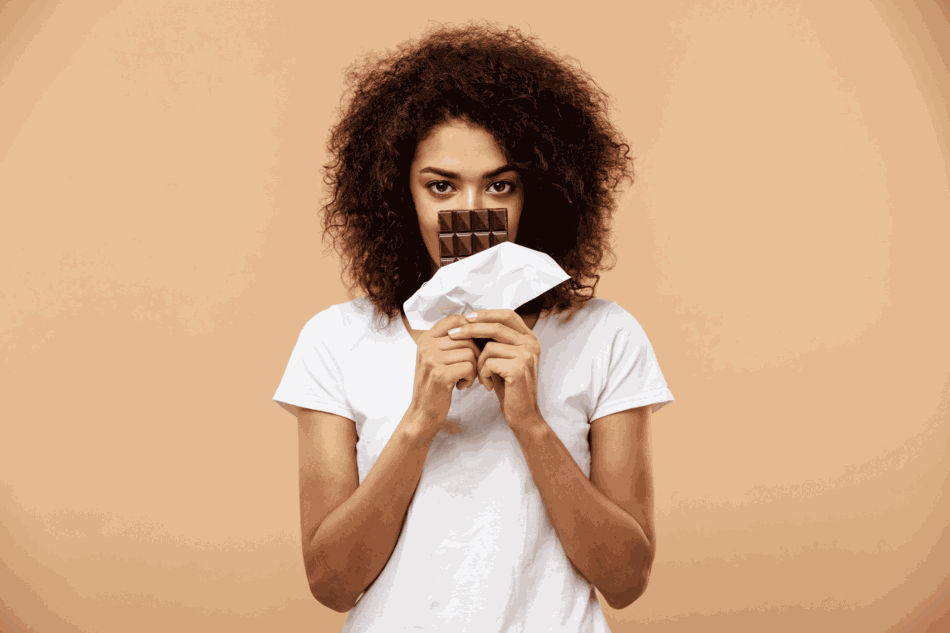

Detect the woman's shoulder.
[
  {"left": 545, "top": 297, "right": 619, "bottom": 328},
  {"left": 544, "top": 297, "right": 650, "bottom": 341},
  {"left": 297, "top": 295, "right": 400, "bottom": 342}
]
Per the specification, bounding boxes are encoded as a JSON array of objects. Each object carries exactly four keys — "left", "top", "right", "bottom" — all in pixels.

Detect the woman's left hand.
[{"left": 448, "top": 309, "right": 542, "bottom": 429}]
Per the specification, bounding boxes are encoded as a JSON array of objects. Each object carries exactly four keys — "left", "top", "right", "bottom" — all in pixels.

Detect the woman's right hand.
[{"left": 408, "top": 313, "right": 481, "bottom": 432}]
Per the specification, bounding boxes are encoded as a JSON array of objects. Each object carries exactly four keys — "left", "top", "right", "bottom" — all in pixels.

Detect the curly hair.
[{"left": 320, "top": 21, "right": 634, "bottom": 331}]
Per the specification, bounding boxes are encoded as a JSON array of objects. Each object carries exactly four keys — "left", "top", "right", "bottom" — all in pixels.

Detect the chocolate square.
[{"left": 438, "top": 208, "right": 508, "bottom": 268}]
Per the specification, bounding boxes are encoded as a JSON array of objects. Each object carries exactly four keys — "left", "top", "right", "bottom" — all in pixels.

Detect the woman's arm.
[
  {"left": 510, "top": 405, "right": 655, "bottom": 610},
  {"left": 447, "top": 309, "right": 656, "bottom": 607},
  {"left": 293, "top": 403, "right": 439, "bottom": 612}
]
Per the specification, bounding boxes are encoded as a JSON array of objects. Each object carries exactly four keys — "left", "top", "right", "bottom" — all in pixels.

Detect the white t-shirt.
[{"left": 274, "top": 295, "right": 674, "bottom": 632}]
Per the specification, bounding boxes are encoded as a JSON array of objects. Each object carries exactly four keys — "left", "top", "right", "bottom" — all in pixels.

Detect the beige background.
[{"left": 2, "top": 0, "right": 949, "bottom": 631}]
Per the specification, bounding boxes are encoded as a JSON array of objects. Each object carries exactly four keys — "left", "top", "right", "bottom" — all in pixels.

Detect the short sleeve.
[
  {"left": 273, "top": 311, "right": 356, "bottom": 420},
  {"left": 589, "top": 303, "right": 674, "bottom": 422}
]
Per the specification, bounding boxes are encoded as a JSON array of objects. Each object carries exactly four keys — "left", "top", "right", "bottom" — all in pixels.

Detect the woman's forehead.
[{"left": 413, "top": 119, "right": 507, "bottom": 171}]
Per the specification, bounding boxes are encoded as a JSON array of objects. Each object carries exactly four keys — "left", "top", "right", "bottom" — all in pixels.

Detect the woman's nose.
[{"left": 462, "top": 187, "right": 483, "bottom": 209}]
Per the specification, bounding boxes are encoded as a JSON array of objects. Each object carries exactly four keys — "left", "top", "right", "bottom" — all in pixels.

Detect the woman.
[{"left": 274, "top": 23, "right": 674, "bottom": 632}]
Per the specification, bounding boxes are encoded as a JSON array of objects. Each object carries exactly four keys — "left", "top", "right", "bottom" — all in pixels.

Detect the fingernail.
[
  {"left": 465, "top": 312, "right": 477, "bottom": 320},
  {"left": 448, "top": 327, "right": 461, "bottom": 335}
]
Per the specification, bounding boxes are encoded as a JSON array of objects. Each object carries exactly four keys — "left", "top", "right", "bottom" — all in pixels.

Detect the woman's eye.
[
  {"left": 488, "top": 181, "right": 513, "bottom": 194},
  {"left": 429, "top": 181, "right": 453, "bottom": 194}
]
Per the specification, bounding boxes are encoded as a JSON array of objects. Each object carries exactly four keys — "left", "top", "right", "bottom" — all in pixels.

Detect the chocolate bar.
[
  {"left": 438, "top": 208, "right": 508, "bottom": 268},
  {"left": 438, "top": 208, "right": 508, "bottom": 352}
]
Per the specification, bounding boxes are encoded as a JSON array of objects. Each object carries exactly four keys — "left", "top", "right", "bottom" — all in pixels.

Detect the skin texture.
[{"left": 293, "top": 119, "right": 656, "bottom": 612}]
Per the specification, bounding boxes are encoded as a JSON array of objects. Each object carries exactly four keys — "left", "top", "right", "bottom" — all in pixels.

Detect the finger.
[
  {"left": 449, "top": 322, "right": 521, "bottom": 345},
  {"left": 444, "top": 350, "right": 478, "bottom": 390},
  {"left": 458, "top": 362, "right": 479, "bottom": 389},
  {"left": 475, "top": 341, "right": 518, "bottom": 379},
  {"left": 464, "top": 309, "right": 531, "bottom": 335},
  {"left": 475, "top": 342, "right": 493, "bottom": 389},
  {"left": 429, "top": 313, "right": 474, "bottom": 338},
  {"left": 465, "top": 359, "right": 478, "bottom": 390},
  {"left": 439, "top": 336, "right": 482, "bottom": 358},
  {"left": 480, "top": 357, "right": 511, "bottom": 392},
  {"left": 444, "top": 347, "right": 478, "bottom": 367},
  {"left": 454, "top": 362, "right": 477, "bottom": 390},
  {"left": 478, "top": 348, "right": 522, "bottom": 391},
  {"left": 440, "top": 339, "right": 481, "bottom": 384}
]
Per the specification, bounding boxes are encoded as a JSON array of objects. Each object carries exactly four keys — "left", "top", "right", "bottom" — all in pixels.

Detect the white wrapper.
[{"left": 403, "top": 242, "right": 571, "bottom": 330}]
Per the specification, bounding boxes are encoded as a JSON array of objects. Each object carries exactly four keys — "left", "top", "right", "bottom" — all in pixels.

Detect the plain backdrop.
[{"left": 2, "top": 1, "right": 949, "bottom": 631}]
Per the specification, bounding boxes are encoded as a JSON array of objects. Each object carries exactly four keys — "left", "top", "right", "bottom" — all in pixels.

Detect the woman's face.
[{"left": 409, "top": 118, "right": 524, "bottom": 274}]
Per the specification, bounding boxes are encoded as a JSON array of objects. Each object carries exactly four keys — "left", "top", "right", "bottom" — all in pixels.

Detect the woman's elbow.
[
  {"left": 305, "top": 552, "right": 359, "bottom": 612},
  {"left": 308, "top": 573, "right": 360, "bottom": 613},
  {"left": 600, "top": 567, "right": 651, "bottom": 610},
  {"left": 601, "top": 543, "right": 655, "bottom": 609}
]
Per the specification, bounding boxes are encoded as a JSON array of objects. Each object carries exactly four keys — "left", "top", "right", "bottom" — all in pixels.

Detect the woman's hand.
[
  {"left": 409, "top": 314, "right": 482, "bottom": 436},
  {"left": 448, "top": 309, "right": 542, "bottom": 429}
]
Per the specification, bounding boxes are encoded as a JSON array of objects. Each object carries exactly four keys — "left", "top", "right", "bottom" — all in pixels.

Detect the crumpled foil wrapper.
[{"left": 403, "top": 242, "right": 571, "bottom": 331}]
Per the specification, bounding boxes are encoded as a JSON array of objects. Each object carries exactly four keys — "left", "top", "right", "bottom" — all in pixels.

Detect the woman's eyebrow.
[{"left": 418, "top": 165, "right": 518, "bottom": 179}]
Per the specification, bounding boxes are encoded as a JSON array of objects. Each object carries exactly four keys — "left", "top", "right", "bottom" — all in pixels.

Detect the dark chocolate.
[{"left": 438, "top": 208, "right": 508, "bottom": 268}]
